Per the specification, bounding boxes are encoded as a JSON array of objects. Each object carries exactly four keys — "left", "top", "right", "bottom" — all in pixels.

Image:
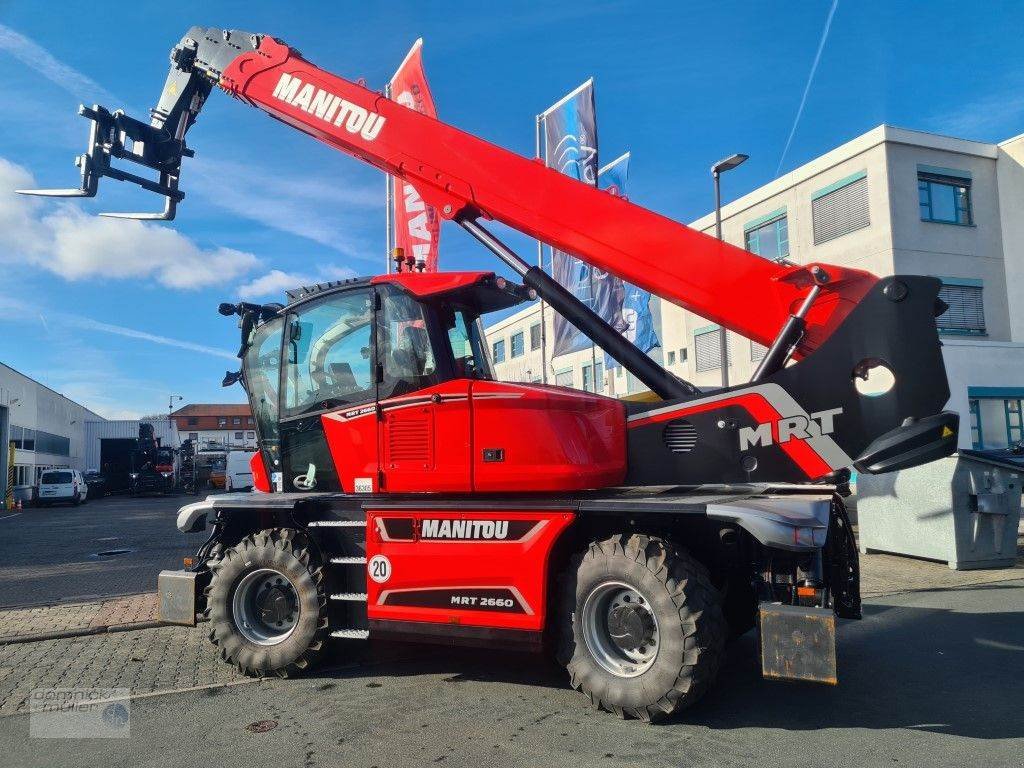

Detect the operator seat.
[{"left": 328, "top": 362, "right": 358, "bottom": 393}]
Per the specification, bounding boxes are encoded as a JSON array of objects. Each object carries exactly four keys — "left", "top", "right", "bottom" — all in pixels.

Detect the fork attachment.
[{"left": 17, "top": 26, "right": 260, "bottom": 220}]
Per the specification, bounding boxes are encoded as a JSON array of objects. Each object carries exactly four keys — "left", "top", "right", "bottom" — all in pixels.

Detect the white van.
[
  {"left": 37, "top": 469, "right": 88, "bottom": 507},
  {"left": 225, "top": 450, "right": 257, "bottom": 492}
]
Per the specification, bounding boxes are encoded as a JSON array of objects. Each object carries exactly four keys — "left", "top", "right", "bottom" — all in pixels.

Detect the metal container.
[{"left": 857, "top": 452, "right": 1022, "bottom": 570}]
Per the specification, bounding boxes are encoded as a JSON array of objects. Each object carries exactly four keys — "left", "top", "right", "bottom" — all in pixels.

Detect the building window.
[
  {"left": 492, "top": 339, "right": 506, "bottom": 363},
  {"left": 936, "top": 279, "right": 985, "bottom": 335},
  {"left": 12, "top": 427, "right": 69, "bottom": 456},
  {"left": 530, "top": 323, "right": 542, "bottom": 351},
  {"left": 187, "top": 417, "right": 198, "bottom": 426},
  {"left": 667, "top": 350, "right": 676, "bottom": 365},
  {"left": 1008, "top": 399, "right": 1023, "bottom": 445},
  {"left": 218, "top": 417, "right": 227, "bottom": 427},
  {"left": 247, "top": 431, "right": 256, "bottom": 439},
  {"left": 232, "top": 417, "right": 241, "bottom": 426},
  {"left": 189, "top": 432, "right": 198, "bottom": 441},
  {"left": 234, "top": 431, "right": 243, "bottom": 440},
  {"left": 679, "top": 348, "right": 687, "bottom": 363},
  {"left": 581, "top": 362, "right": 604, "bottom": 392},
  {"left": 812, "top": 171, "right": 870, "bottom": 245},
  {"left": 968, "top": 399, "right": 983, "bottom": 449},
  {"left": 919, "top": 169, "right": 972, "bottom": 225},
  {"left": 744, "top": 209, "right": 789, "bottom": 261},
  {"left": 694, "top": 327, "right": 732, "bottom": 372},
  {"left": 554, "top": 369, "right": 573, "bottom": 388},
  {"left": 751, "top": 340, "right": 768, "bottom": 362},
  {"left": 510, "top": 331, "right": 525, "bottom": 358}
]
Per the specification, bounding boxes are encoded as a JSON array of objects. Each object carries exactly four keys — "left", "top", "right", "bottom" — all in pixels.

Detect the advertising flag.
[
  {"left": 542, "top": 79, "right": 599, "bottom": 356},
  {"left": 390, "top": 39, "right": 441, "bottom": 271},
  {"left": 597, "top": 153, "right": 659, "bottom": 368}
]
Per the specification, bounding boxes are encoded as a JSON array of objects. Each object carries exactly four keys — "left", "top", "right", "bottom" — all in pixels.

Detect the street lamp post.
[
  {"left": 711, "top": 153, "right": 749, "bottom": 389},
  {"left": 168, "top": 395, "right": 183, "bottom": 424}
]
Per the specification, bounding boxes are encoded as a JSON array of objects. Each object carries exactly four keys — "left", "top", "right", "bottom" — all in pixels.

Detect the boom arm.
[{"left": 21, "top": 26, "right": 875, "bottom": 356}]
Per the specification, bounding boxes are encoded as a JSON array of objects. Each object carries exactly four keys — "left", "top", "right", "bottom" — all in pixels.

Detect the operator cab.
[{"left": 235, "top": 271, "right": 626, "bottom": 495}]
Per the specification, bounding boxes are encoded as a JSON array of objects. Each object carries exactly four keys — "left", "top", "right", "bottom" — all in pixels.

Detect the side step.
[
  {"left": 307, "top": 520, "right": 365, "bottom": 528},
  {"left": 330, "top": 592, "right": 368, "bottom": 602},
  {"left": 330, "top": 628, "right": 370, "bottom": 640},
  {"left": 330, "top": 556, "right": 367, "bottom": 565}
]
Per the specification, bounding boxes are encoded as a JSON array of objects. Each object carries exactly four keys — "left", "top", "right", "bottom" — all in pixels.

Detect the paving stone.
[{"left": 0, "top": 624, "right": 249, "bottom": 716}]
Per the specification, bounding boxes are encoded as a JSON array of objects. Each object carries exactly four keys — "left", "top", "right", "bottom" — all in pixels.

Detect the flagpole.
[
  {"left": 589, "top": 270, "right": 598, "bottom": 392},
  {"left": 535, "top": 113, "right": 549, "bottom": 386},
  {"left": 384, "top": 82, "right": 393, "bottom": 273}
]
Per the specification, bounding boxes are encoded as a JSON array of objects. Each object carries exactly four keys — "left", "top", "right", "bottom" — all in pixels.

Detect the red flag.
[{"left": 390, "top": 39, "right": 441, "bottom": 272}]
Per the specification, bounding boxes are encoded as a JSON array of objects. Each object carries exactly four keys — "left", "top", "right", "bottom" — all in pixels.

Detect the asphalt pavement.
[
  {"left": 0, "top": 494, "right": 208, "bottom": 606},
  {"left": 2, "top": 580, "right": 1022, "bottom": 767}
]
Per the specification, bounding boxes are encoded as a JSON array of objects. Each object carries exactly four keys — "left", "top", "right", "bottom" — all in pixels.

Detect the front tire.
[
  {"left": 556, "top": 534, "right": 727, "bottom": 721},
  {"left": 206, "top": 528, "right": 328, "bottom": 677}
]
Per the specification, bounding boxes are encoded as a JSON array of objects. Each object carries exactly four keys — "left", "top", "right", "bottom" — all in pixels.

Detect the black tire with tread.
[
  {"left": 205, "top": 528, "right": 328, "bottom": 678},
  {"left": 556, "top": 533, "right": 727, "bottom": 722}
]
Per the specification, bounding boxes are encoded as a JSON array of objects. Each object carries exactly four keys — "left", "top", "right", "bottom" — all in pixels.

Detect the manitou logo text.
[
  {"left": 738, "top": 408, "right": 843, "bottom": 451},
  {"left": 421, "top": 519, "right": 509, "bottom": 540},
  {"left": 272, "top": 73, "right": 385, "bottom": 141}
]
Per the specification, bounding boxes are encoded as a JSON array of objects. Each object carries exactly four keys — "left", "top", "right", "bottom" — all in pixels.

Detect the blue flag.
[
  {"left": 542, "top": 79, "right": 598, "bottom": 356},
  {"left": 597, "top": 153, "right": 659, "bottom": 368}
]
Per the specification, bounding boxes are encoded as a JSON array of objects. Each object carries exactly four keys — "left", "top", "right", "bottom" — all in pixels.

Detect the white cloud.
[
  {"left": 926, "top": 90, "right": 1024, "bottom": 142},
  {"left": 0, "top": 25, "right": 382, "bottom": 259},
  {"left": 190, "top": 158, "right": 381, "bottom": 261},
  {"left": 0, "top": 23, "right": 119, "bottom": 105},
  {"left": 237, "top": 265, "right": 358, "bottom": 300},
  {"left": 776, "top": 0, "right": 840, "bottom": 176},
  {"left": 0, "top": 157, "right": 259, "bottom": 289},
  {"left": 0, "top": 295, "right": 236, "bottom": 360},
  {"left": 62, "top": 316, "right": 237, "bottom": 360},
  {"left": 237, "top": 269, "right": 314, "bottom": 299}
]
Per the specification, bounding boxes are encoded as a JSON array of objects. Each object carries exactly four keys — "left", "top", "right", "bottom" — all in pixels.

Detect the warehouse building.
[
  {"left": 487, "top": 124, "right": 1024, "bottom": 450},
  {"left": 0, "top": 363, "right": 103, "bottom": 500}
]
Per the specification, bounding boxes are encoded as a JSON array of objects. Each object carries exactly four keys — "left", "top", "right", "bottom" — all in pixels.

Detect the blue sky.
[{"left": 1, "top": 0, "right": 1021, "bottom": 418}]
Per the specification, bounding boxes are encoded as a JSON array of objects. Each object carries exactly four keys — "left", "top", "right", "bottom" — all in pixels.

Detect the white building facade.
[
  {"left": 486, "top": 125, "right": 1024, "bottom": 450},
  {"left": 0, "top": 363, "right": 104, "bottom": 498}
]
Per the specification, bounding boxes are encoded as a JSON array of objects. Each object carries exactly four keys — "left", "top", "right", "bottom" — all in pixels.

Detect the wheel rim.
[
  {"left": 231, "top": 568, "right": 300, "bottom": 645},
  {"left": 581, "top": 580, "right": 660, "bottom": 678}
]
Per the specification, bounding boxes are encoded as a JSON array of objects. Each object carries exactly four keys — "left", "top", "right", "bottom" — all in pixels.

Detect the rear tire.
[
  {"left": 556, "top": 534, "right": 726, "bottom": 721},
  {"left": 206, "top": 528, "right": 328, "bottom": 677}
]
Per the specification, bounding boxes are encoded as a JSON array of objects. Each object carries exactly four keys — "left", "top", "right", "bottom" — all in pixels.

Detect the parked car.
[
  {"left": 225, "top": 449, "right": 256, "bottom": 492},
  {"left": 83, "top": 470, "right": 107, "bottom": 499},
  {"left": 37, "top": 469, "right": 88, "bottom": 507}
]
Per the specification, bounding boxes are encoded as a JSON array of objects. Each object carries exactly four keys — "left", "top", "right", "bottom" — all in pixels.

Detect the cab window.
[
  {"left": 284, "top": 289, "right": 374, "bottom": 417},
  {"left": 445, "top": 307, "right": 494, "bottom": 380},
  {"left": 244, "top": 317, "right": 284, "bottom": 461},
  {"left": 379, "top": 286, "right": 440, "bottom": 399}
]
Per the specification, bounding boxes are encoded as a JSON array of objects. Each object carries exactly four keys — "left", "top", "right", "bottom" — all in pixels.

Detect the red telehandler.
[{"left": 22, "top": 27, "right": 959, "bottom": 720}]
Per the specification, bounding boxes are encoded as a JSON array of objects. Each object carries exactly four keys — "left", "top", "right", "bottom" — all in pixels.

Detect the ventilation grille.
[
  {"left": 388, "top": 416, "right": 431, "bottom": 463},
  {"left": 663, "top": 420, "right": 698, "bottom": 453}
]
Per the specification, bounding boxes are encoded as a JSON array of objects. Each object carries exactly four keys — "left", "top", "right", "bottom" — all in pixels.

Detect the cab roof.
[{"left": 284, "top": 271, "right": 523, "bottom": 313}]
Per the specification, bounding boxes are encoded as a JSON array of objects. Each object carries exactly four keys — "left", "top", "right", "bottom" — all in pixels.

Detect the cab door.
[
  {"left": 375, "top": 285, "right": 472, "bottom": 493},
  {"left": 279, "top": 287, "right": 378, "bottom": 493}
]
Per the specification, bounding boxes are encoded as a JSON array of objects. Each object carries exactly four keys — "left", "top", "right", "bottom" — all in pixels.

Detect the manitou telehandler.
[{"left": 22, "top": 26, "right": 960, "bottom": 721}]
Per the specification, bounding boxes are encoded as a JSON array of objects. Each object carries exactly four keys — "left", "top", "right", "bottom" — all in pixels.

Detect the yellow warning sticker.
[{"left": 941, "top": 426, "right": 954, "bottom": 439}]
